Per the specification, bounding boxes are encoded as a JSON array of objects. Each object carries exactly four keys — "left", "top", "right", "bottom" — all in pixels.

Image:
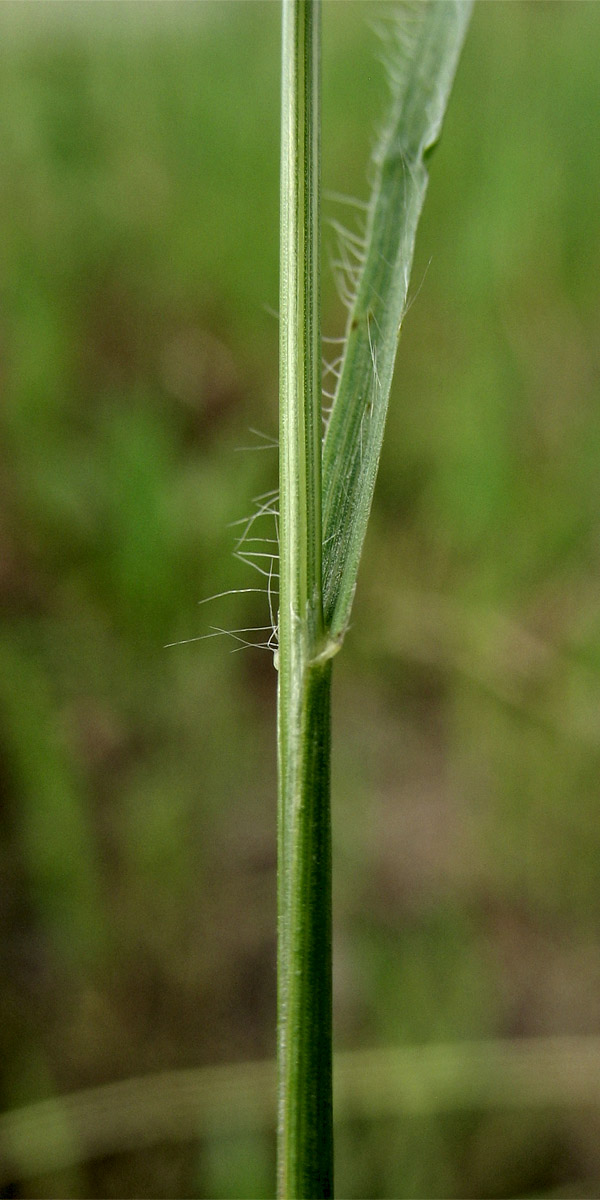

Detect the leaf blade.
[{"left": 322, "top": 0, "right": 473, "bottom": 640}]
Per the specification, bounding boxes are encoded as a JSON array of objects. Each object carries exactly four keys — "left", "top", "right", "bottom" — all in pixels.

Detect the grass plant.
[
  {"left": 277, "top": 1, "right": 472, "bottom": 1194},
  {"left": 3, "top": 3, "right": 599, "bottom": 1197}
]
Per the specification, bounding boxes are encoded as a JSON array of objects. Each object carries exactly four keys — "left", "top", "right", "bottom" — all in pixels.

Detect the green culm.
[{"left": 276, "top": 1, "right": 472, "bottom": 1195}]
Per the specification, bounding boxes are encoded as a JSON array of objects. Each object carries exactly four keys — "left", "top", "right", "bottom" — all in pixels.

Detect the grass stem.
[
  {"left": 277, "top": 0, "right": 333, "bottom": 1195},
  {"left": 276, "top": 2, "right": 472, "bottom": 1193}
]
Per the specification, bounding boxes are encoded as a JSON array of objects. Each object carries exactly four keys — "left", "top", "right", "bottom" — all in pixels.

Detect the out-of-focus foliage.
[{"left": 0, "top": 3, "right": 599, "bottom": 1197}]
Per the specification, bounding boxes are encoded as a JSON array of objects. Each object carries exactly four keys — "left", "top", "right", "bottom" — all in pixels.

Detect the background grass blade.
[
  {"left": 321, "top": 0, "right": 473, "bottom": 642},
  {"left": 5, "top": 1037, "right": 600, "bottom": 1185}
]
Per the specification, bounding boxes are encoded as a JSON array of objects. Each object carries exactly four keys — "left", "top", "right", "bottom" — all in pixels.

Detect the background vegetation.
[{"left": 1, "top": 2, "right": 599, "bottom": 1197}]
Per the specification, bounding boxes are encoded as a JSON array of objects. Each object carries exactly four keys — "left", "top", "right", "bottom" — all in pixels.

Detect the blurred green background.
[{"left": 1, "top": 2, "right": 599, "bottom": 1197}]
